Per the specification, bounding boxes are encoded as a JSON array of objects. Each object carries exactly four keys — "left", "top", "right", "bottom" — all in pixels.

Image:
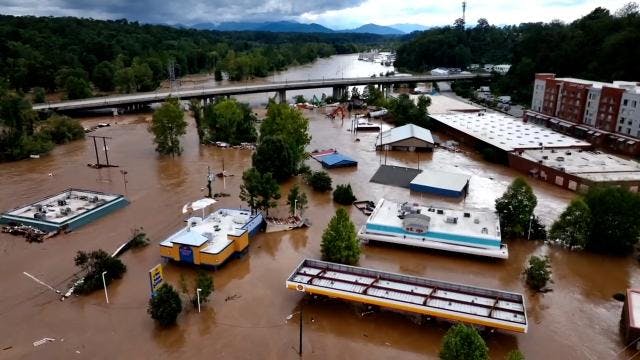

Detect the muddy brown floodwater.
[{"left": 0, "top": 105, "right": 638, "bottom": 359}]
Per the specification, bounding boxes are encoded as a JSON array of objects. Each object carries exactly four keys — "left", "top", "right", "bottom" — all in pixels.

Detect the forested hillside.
[
  {"left": 0, "top": 15, "right": 389, "bottom": 99},
  {"left": 395, "top": 5, "right": 640, "bottom": 103}
]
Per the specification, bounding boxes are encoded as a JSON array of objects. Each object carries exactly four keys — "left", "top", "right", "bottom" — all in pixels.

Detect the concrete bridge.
[{"left": 32, "top": 73, "right": 491, "bottom": 112}]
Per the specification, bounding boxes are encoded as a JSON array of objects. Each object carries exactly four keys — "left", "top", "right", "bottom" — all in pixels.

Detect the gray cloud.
[{"left": 0, "top": 0, "right": 367, "bottom": 24}]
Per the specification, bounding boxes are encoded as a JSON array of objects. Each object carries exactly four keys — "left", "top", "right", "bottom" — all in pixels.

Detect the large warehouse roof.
[
  {"left": 379, "top": 124, "right": 434, "bottom": 146},
  {"left": 410, "top": 170, "right": 471, "bottom": 194},
  {"left": 430, "top": 113, "right": 590, "bottom": 151}
]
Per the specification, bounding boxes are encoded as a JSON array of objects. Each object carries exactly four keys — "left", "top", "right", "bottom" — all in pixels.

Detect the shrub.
[
  {"left": 524, "top": 255, "right": 552, "bottom": 291},
  {"left": 439, "top": 323, "right": 489, "bottom": 360},
  {"left": 39, "top": 115, "right": 85, "bottom": 144},
  {"left": 73, "top": 249, "right": 126, "bottom": 294},
  {"left": 129, "top": 227, "right": 150, "bottom": 248},
  {"left": 148, "top": 283, "right": 182, "bottom": 326},
  {"left": 308, "top": 170, "right": 332, "bottom": 192},
  {"left": 333, "top": 184, "right": 357, "bottom": 205},
  {"left": 506, "top": 350, "right": 525, "bottom": 360}
]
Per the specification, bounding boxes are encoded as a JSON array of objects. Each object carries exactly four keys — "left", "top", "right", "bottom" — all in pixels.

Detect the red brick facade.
[
  {"left": 556, "top": 82, "right": 590, "bottom": 123},
  {"left": 595, "top": 86, "right": 624, "bottom": 133},
  {"left": 542, "top": 79, "right": 561, "bottom": 116}
]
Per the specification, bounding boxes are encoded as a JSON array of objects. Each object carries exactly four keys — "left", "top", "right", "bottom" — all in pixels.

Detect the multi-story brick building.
[{"left": 526, "top": 74, "right": 640, "bottom": 155}]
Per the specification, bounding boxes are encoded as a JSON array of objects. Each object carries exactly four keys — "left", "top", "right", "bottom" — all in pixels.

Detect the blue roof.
[{"left": 321, "top": 153, "right": 357, "bottom": 168}]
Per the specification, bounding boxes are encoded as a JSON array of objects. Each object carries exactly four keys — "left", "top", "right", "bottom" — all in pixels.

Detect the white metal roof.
[
  {"left": 410, "top": 170, "right": 470, "bottom": 192},
  {"left": 430, "top": 112, "right": 591, "bottom": 151},
  {"left": 378, "top": 124, "right": 434, "bottom": 146}
]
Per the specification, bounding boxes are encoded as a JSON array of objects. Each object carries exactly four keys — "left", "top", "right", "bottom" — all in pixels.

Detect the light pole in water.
[
  {"left": 294, "top": 199, "right": 297, "bottom": 218},
  {"left": 196, "top": 288, "right": 202, "bottom": 313},
  {"left": 527, "top": 214, "right": 534, "bottom": 240},
  {"left": 101, "top": 271, "right": 109, "bottom": 304},
  {"left": 286, "top": 304, "right": 303, "bottom": 356}
]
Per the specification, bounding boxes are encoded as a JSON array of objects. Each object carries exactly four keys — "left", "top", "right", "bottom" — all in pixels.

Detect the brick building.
[{"left": 527, "top": 74, "right": 640, "bottom": 155}]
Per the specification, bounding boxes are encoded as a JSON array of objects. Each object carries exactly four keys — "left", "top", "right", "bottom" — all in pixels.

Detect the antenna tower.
[
  {"left": 167, "top": 60, "right": 176, "bottom": 91},
  {"left": 462, "top": 1, "right": 467, "bottom": 24}
]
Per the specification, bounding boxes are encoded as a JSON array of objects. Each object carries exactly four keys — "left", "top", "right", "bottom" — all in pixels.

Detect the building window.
[
  {"left": 628, "top": 128, "right": 632, "bottom": 135},
  {"left": 634, "top": 100, "right": 638, "bottom": 108},
  {"left": 624, "top": 99, "right": 629, "bottom": 106},
  {"left": 620, "top": 118, "right": 625, "bottom": 124},
  {"left": 619, "top": 126, "right": 622, "bottom": 132}
]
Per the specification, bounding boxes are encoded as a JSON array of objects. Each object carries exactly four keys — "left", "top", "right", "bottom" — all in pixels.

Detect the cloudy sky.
[{"left": 0, "top": 0, "right": 633, "bottom": 28}]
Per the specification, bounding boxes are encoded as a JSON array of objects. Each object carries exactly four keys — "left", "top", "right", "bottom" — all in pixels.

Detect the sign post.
[{"left": 149, "top": 264, "right": 164, "bottom": 297}]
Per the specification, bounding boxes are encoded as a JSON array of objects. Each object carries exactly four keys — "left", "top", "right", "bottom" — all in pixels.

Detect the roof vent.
[
  {"left": 463, "top": 212, "right": 471, "bottom": 218},
  {"left": 445, "top": 217, "right": 458, "bottom": 224},
  {"left": 436, "top": 209, "right": 444, "bottom": 215},
  {"left": 474, "top": 218, "right": 480, "bottom": 224}
]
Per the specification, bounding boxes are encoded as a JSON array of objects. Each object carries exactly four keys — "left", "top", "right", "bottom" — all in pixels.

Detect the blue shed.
[{"left": 319, "top": 153, "right": 358, "bottom": 169}]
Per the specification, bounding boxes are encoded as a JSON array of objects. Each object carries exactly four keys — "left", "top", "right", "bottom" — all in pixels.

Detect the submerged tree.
[
  {"left": 259, "top": 102, "right": 311, "bottom": 171},
  {"left": 252, "top": 135, "right": 295, "bottom": 181},
  {"left": 149, "top": 97, "right": 187, "bottom": 156},
  {"left": 495, "top": 177, "right": 538, "bottom": 239},
  {"left": 524, "top": 255, "right": 552, "bottom": 291},
  {"left": 333, "top": 184, "right": 357, "bottom": 205},
  {"left": 439, "top": 323, "right": 489, "bottom": 360},
  {"left": 307, "top": 170, "right": 332, "bottom": 192},
  {"left": 202, "top": 98, "right": 257, "bottom": 145},
  {"left": 549, "top": 198, "right": 591, "bottom": 249},
  {"left": 286, "top": 184, "right": 308, "bottom": 216},
  {"left": 239, "top": 167, "right": 281, "bottom": 215},
  {"left": 73, "top": 249, "right": 126, "bottom": 294},
  {"left": 321, "top": 208, "right": 360, "bottom": 265},
  {"left": 148, "top": 283, "right": 182, "bottom": 326}
]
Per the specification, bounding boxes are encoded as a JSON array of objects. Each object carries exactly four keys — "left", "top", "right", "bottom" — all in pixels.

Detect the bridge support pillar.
[
  {"left": 383, "top": 84, "right": 391, "bottom": 98},
  {"left": 277, "top": 90, "right": 287, "bottom": 104},
  {"left": 332, "top": 86, "right": 347, "bottom": 101}
]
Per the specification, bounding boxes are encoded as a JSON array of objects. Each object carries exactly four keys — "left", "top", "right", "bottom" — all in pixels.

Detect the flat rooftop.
[
  {"left": 161, "top": 208, "right": 254, "bottom": 254},
  {"left": 430, "top": 112, "right": 591, "bottom": 151},
  {"left": 286, "top": 259, "right": 527, "bottom": 333},
  {"left": 410, "top": 170, "right": 470, "bottom": 192},
  {"left": 515, "top": 149, "right": 640, "bottom": 182},
  {"left": 370, "top": 165, "right": 422, "bottom": 188},
  {"left": 369, "top": 199, "right": 500, "bottom": 240},
  {"left": 414, "top": 94, "right": 480, "bottom": 114}
]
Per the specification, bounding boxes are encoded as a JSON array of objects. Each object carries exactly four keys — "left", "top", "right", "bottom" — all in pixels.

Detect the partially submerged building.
[
  {"left": 286, "top": 259, "right": 527, "bottom": 333},
  {"left": 621, "top": 289, "right": 640, "bottom": 346},
  {"left": 0, "top": 189, "right": 128, "bottom": 232},
  {"left": 376, "top": 124, "right": 434, "bottom": 152},
  {"left": 409, "top": 170, "right": 470, "bottom": 197},
  {"left": 358, "top": 199, "right": 507, "bottom": 259},
  {"left": 160, "top": 207, "right": 264, "bottom": 267},
  {"left": 311, "top": 150, "right": 358, "bottom": 169},
  {"left": 508, "top": 148, "right": 640, "bottom": 192}
]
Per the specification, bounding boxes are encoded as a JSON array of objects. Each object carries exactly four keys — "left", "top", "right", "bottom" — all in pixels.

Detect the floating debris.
[
  {"left": 33, "top": 338, "right": 55, "bottom": 347},
  {"left": 1, "top": 224, "right": 56, "bottom": 243}
]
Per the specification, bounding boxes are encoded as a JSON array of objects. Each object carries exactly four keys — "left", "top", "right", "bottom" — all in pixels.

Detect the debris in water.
[
  {"left": 225, "top": 294, "right": 242, "bottom": 302},
  {"left": 33, "top": 338, "right": 55, "bottom": 347}
]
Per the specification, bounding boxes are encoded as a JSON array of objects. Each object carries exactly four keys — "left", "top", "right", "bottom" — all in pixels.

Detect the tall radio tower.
[{"left": 462, "top": 1, "right": 467, "bottom": 25}]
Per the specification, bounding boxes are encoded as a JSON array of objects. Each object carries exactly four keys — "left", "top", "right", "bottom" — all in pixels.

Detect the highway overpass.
[{"left": 32, "top": 73, "right": 492, "bottom": 112}]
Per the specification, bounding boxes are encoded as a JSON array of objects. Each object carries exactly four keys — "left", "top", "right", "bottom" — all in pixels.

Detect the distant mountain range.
[{"left": 189, "top": 21, "right": 429, "bottom": 35}]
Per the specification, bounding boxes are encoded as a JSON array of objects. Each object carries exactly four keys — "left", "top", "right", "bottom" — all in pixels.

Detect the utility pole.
[
  {"left": 206, "top": 166, "right": 213, "bottom": 198},
  {"left": 462, "top": 1, "right": 467, "bottom": 25}
]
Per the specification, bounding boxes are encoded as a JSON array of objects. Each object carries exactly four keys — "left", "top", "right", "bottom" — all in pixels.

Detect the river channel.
[{"left": 0, "top": 54, "right": 636, "bottom": 359}]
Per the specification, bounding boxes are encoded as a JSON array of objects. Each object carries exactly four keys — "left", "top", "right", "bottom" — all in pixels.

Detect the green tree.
[
  {"left": 321, "top": 208, "right": 360, "bottom": 265},
  {"left": 39, "top": 115, "right": 85, "bottom": 144},
  {"left": 239, "top": 168, "right": 281, "bottom": 215},
  {"left": 308, "top": 170, "right": 332, "bottom": 192},
  {"left": 495, "top": 178, "right": 537, "bottom": 239},
  {"left": 189, "top": 99, "right": 204, "bottom": 143},
  {"left": 524, "top": 255, "right": 552, "bottom": 291},
  {"left": 32, "top": 87, "right": 45, "bottom": 103},
  {"left": 148, "top": 283, "right": 182, "bottom": 326},
  {"left": 286, "top": 184, "right": 308, "bottom": 216},
  {"left": 506, "top": 350, "right": 525, "bottom": 360},
  {"left": 294, "top": 95, "right": 307, "bottom": 103},
  {"left": 439, "top": 323, "right": 489, "bottom": 360},
  {"left": 549, "top": 198, "right": 591, "bottom": 249},
  {"left": 260, "top": 102, "right": 311, "bottom": 170},
  {"left": 253, "top": 135, "right": 295, "bottom": 182},
  {"left": 73, "top": 249, "right": 127, "bottom": 294},
  {"left": 351, "top": 86, "right": 361, "bottom": 100},
  {"left": 192, "top": 270, "right": 214, "bottom": 307},
  {"left": 64, "top": 76, "right": 92, "bottom": 100},
  {"left": 362, "top": 84, "right": 386, "bottom": 107},
  {"left": 333, "top": 184, "right": 357, "bottom": 205},
  {"left": 114, "top": 67, "right": 135, "bottom": 93},
  {"left": 583, "top": 186, "right": 640, "bottom": 254},
  {"left": 202, "top": 98, "right": 257, "bottom": 145},
  {"left": 149, "top": 98, "right": 187, "bottom": 156},
  {"left": 132, "top": 61, "right": 155, "bottom": 91},
  {"left": 92, "top": 61, "right": 116, "bottom": 92}
]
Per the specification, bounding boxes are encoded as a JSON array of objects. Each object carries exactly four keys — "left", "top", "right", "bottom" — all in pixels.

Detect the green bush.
[
  {"left": 439, "top": 323, "right": 489, "bottom": 360},
  {"left": 524, "top": 255, "right": 552, "bottom": 291},
  {"left": 73, "top": 249, "right": 126, "bottom": 294},
  {"left": 308, "top": 170, "right": 332, "bottom": 192},
  {"left": 321, "top": 208, "right": 360, "bottom": 265},
  {"left": 506, "top": 350, "right": 525, "bottom": 360},
  {"left": 333, "top": 184, "right": 357, "bottom": 205},
  {"left": 40, "top": 115, "right": 85, "bottom": 144},
  {"left": 148, "top": 283, "right": 182, "bottom": 326}
]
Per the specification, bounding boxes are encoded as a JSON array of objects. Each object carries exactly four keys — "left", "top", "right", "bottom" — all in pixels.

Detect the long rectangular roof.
[
  {"left": 430, "top": 113, "right": 591, "bottom": 151},
  {"left": 286, "top": 259, "right": 527, "bottom": 333},
  {"left": 410, "top": 170, "right": 470, "bottom": 192},
  {"left": 378, "top": 124, "right": 434, "bottom": 146}
]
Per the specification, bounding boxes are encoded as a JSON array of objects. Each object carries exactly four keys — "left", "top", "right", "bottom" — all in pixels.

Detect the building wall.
[
  {"left": 617, "top": 92, "right": 640, "bottom": 137},
  {"left": 542, "top": 79, "right": 562, "bottom": 116},
  {"left": 532, "top": 79, "right": 546, "bottom": 112},
  {"left": 557, "top": 82, "right": 590, "bottom": 123},
  {"left": 507, "top": 152, "right": 640, "bottom": 192},
  {"left": 583, "top": 88, "right": 601, "bottom": 126},
  {"left": 595, "top": 86, "right": 624, "bottom": 133}
]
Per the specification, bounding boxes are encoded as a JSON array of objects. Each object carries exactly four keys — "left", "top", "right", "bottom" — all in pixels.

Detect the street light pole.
[
  {"left": 294, "top": 199, "right": 297, "bottom": 218},
  {"left": 197, "top": 288, "right": 202, "bottom": 313},
  {"left": 101, "top": 271, "right": 109, "bottom": 304},
  {"left": 298, "top": 303, "right": 303, "bottom": 357},
  {"left": 527, "top": 214, "right": 534, "bottom": 240}
]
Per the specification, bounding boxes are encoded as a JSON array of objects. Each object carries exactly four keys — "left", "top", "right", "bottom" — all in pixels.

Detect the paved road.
[{"left": 33, "top": 74, "right": 491, "bottom": 112}]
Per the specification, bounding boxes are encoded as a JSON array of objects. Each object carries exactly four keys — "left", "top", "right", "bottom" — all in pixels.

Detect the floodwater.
[{"left": 0, "top": 55, "right": 638, "bottom": 359}]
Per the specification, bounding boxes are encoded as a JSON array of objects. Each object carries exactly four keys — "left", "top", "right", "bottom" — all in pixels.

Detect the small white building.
[
  {"left": 468, "top": 64, "right": 480, "bottom": 71},
  {"left": 483, "top": 64, "right": 495, "bottom": 72},
  {"left": 376, "top": 124, "right": 434, "bottom": 151}
]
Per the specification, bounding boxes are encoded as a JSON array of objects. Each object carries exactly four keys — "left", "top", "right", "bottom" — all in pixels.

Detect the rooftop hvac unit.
[
  {"left": 474, "top": 218, "right": 480, "bottom": 224},
  {"left": 445, "top": 217, "right": 458, "bottom": 224}
]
